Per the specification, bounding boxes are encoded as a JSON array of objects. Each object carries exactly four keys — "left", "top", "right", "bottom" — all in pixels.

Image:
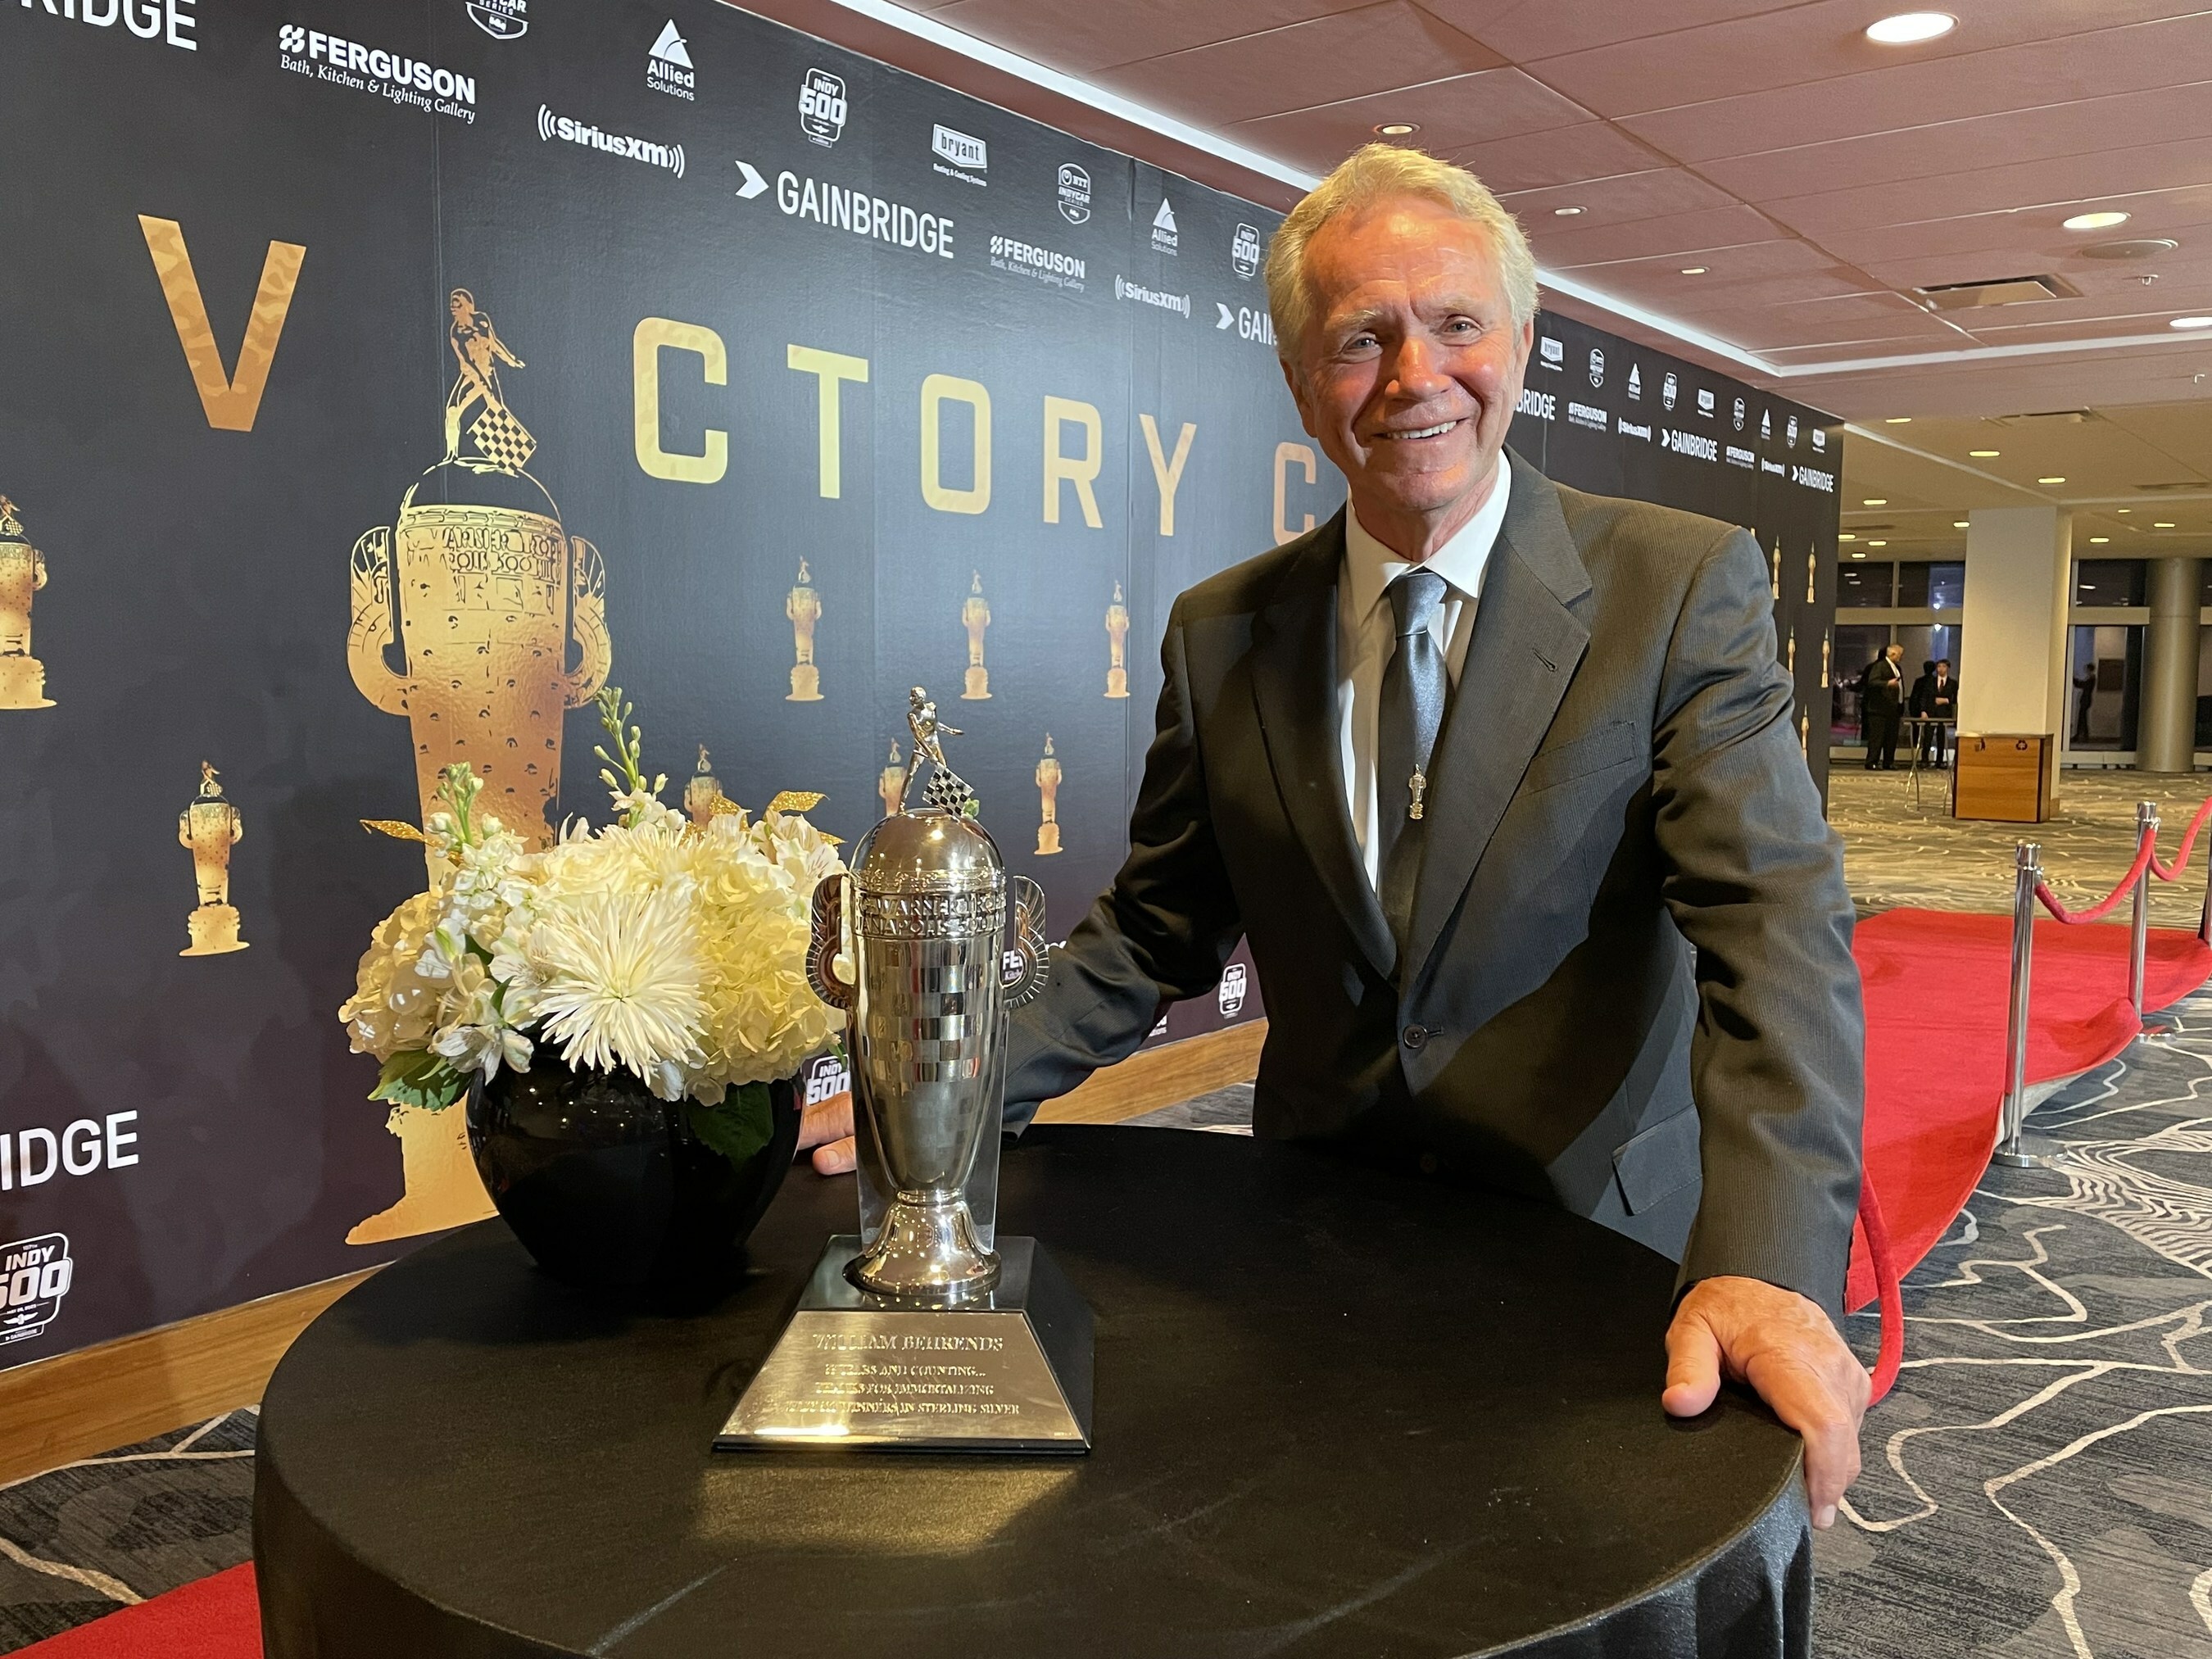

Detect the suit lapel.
[
  {"left": 1248, "top": 511, "right": 1397, "bottom": 980},
  {"left": 1404, "top": 453, "right": 1593, "bottom": 986}
]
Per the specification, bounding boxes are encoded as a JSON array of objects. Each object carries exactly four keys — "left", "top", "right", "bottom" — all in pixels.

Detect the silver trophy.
[
  {"left": 717, "top": 688, "right": 1091, "bottom": 1453},
  {"left": 805, "top": 689, "right": 1049, "bottom": 1302}
]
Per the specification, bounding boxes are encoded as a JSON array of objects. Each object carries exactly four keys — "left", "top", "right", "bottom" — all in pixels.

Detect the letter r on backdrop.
[
  {"left": 139, "top": 215, "right": 306, "bottom": 433},
  {"left": 1043, "top": 396, "right": 1104, "bottom": 528}
]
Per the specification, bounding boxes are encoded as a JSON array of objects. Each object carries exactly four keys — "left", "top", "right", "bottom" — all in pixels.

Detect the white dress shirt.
[{"left": 1336, "top": 465, "right": 1512, "bottom": 889}]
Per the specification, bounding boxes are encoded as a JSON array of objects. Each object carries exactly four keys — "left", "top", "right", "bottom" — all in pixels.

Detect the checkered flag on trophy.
[
  {"left": 469, "top": 405, "right": 537, "bottom": 473},
  {"left": 922, "top": 764, "right": 977, "bottom": 814}
]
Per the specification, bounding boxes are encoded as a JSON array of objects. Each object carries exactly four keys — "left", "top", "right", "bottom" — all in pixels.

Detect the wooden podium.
[{"left": 1952, "top": 732, "right": 2054, "bottom": 823}]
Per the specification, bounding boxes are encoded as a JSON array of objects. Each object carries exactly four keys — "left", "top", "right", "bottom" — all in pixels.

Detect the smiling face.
[{"left": 1285, "top": 196, "right": 1532, "bottom": 560}]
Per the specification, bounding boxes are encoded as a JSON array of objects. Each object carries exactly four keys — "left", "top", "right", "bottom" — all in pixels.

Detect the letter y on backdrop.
[{"left": 139, "top": 215, "right": 306, "bottom": 432}]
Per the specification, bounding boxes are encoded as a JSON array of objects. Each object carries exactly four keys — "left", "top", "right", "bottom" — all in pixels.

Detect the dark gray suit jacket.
[{"left": 1006, "top": 451, "right": 1865, "bottom": 1319}]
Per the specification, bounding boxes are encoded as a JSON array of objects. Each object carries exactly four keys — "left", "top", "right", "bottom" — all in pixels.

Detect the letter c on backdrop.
[{"left": 632, "top": 318, "right": 728, "bottom": 484}]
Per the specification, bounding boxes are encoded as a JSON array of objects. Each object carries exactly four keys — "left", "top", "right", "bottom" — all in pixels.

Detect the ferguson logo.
[{"left": 279, "top": 24, "right": 478, "bottom": 120}]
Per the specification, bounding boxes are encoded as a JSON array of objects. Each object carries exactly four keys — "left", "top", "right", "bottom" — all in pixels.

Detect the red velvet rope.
[
  {"left": 1856, "top": 1183, "right": 1904, "bottom": 1406},
  {"left": 2034, "top": 832, "right": 2158, "bottom": 925},
  {"left": 2151, "top": 796, "right": 2212, "bottom": 882}
]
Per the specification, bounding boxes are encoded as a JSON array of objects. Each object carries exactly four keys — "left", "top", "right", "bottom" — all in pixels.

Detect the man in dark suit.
[
  {"left": 802, "top": 145, "right": 1868, "bottom": 1525},
  {"left": 1862, "top": 645, "right": 1905, "bottom": 769},
  {"left": 1911, "top": 659, "right": 1957, "bottom": 767}
]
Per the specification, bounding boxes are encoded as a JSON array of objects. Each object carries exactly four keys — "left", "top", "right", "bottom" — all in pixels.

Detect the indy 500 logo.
[{"left": 0, "top": 1235, "right": 73, "bottom": 1346}]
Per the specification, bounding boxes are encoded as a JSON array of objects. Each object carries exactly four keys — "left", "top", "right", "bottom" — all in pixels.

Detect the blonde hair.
[{"left": 1265, "top": 144, "right": 1538, "bottom": 368}]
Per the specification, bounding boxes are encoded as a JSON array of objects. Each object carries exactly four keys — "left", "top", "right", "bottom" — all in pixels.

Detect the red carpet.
[
  {"left": 1845, "top": 908, "right": 2212, "bottom": 1311},
  {"left": 18, "top": 1563, "right": 259, "bottom": 1657}
]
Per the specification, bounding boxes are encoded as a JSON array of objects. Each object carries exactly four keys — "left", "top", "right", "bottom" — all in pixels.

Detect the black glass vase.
[{"left": 466, "top": 1060, "right": 802, "bottom": 1294}]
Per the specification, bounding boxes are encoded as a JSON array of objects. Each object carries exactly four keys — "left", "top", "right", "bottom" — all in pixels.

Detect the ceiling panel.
[
  {"left": 1531, "top": 203, "right": 1795, "bottom": 267},
  {"left": 1424, "top": 0, "right": 1804, "bottom": 63},
  {"left": 1230, "top": 67, "right": 1589, "bottom": 170},
  {"left": 1498, "top": 167, "right": 1740, "bottom": 229},
  {"left": 925, "top": 0, "right": 1360, "bottom": 75},
  {"left": 1440, "top": 121, "right": 1669, "bottom": 193}
]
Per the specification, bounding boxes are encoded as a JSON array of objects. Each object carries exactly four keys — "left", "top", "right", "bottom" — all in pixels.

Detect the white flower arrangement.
[{"left": 339, "top": 688, "right": 846, "bottom": 1129}]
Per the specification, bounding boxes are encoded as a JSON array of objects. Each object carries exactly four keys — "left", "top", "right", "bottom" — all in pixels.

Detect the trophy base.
[
  {"left": 787, "top": 664, "right": 822, "bottom": 702},
  {"left": 1036, "top": 823, "right": 1062, "bottom": 856},
  {"left": 963, "top": 666, "right": 991, "bottom": 700},
  {"left": 846, "top": 1196, "right": 999, "bottom": 1303},
  {"left": 1105, "top": 669, "right": 1128, "bottom": 700},
  {"left": 717, "top": 1236, "right": 1093, "bottom": 1453},
  {"left": 0, "top": 655, "right": 53, "bottom": 709},
  {"left": 181, "top": 904, "right": 249, "bottom": 957}
]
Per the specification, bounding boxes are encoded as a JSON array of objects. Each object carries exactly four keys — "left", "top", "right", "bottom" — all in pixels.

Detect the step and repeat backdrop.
[{"left": 0, "top": 0, "right": 1839, "bottom": 1367}]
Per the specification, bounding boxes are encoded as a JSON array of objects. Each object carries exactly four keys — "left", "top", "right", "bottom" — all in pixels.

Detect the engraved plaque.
[{"left": 717, "top": 1237, "right": 1093, "bottom": 1453}]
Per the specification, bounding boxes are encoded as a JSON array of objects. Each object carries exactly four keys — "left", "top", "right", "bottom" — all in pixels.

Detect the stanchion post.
[
  {"left": 2133, "top": 802, "right": 2178, "bottom": 1036},
  {"left": 2199, "top": 805, "right": 2212, "bottom": 948},
  {"left": 1992, "top": 841, "right": 2051, "bottom": 1169}
]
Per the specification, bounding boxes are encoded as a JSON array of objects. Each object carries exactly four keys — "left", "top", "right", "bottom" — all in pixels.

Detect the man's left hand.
[{"left": 1661, "top": 1275, "right": 1868, "bottom": 1530}]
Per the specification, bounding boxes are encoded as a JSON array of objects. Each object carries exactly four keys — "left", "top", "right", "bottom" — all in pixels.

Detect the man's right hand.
[{"left": 798, "top": 1091, "right": 857, "bottom": 1175}]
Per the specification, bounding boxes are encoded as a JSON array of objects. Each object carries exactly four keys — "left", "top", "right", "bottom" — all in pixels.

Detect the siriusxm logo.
[
  {"left": 799, "top": 67, "right": 846, "bottom": 147},
  {"left": 1058, "top": 163, "right": 1092, "bottom": 224},
  {"left": 466, "top": 0, "right": 526, "bottom": 39},
  {"left": 932, "top": 124, "right": 988, "bottom": 185},
  {"left": 538, "top": 106, "right": 683, "bottom": 175},
  {"left": 279, "top": 25, "right": 477, "bottom": 120},
  {"left": 0, "top": 1235, "right": 72, "bottom": 1347},
  {"left": 646, "top": 19, "right": 693, "bottom": 100},
  {"left": 1539, "top": 336, "right": 1563, "bottom": 369}
]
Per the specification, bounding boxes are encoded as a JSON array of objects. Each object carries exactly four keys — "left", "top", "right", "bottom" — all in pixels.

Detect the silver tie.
[{"left": 1376, "top": 569, "right": 1448, "bottom": 952}]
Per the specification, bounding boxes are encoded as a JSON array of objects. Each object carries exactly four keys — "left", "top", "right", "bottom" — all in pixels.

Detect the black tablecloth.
[{"left": 256, "top": 1125, "right": 1810, "bottom": 1657}]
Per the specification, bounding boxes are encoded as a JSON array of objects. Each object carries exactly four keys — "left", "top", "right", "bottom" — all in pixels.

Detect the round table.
[{"left": 256, "top": 1126, "right": 1811, "bottom": 1657}]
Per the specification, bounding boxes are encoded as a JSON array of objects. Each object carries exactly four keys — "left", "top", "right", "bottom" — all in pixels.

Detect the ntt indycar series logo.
[
  {"left": 0, "top": 1235, "right": 73, "bottom": 1347},
  {"left": 279, "top": 25, "right": 477, "bottom": 121},
  {"left": 539, "top": 107, "right": 684, "bottom": 177},
  {"left": 990, "top": 234, "right": 1084, "bottom": 292}
]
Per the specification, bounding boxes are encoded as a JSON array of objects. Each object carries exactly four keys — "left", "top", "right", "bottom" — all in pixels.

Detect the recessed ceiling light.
[
  {"left": 1969, "top": 449, "right": 2001, "bottom": 457},
  {"left": 1851, "top": 551, "right": 1868, "bottom": 559},
  {"left": 1839, "top": 533, "right": 1857, "bottom": 542},
  {"left": 2061, "top": 211, "right": 2131, "bottom": 232},
  {"left": 2171, "top": 316, "right": 2212, "bottom": 329},
  {"left": 1552, "top": 206, "right": 1584, "bottom": 216},
  {"left": 1868, "top": 540, "right": 1888, "bottom": 547},
  {"left": 1884, "top": 416, "right": 1912, "bottom": 424},
  {"left": 1862, "top": 497, "right": 1888, "bottom": 505},
  {"left": 2039, "top": 476, "right": 2066, "bottom": 484},
  {"left": 1680, "top": 266, "right": 1707, "bottom": 275},
  {"left": 1953, "top": 520, "right": 1969, "bottom": 528},
  {"left": 1865, "top": 11, "right": 1956, "bottom": 44},
  {"left": 2090, "top": 536, "right": 2110, "bottom": 543},
  {"left": 1373, "top": 122, "right": 1419, "bottom": 137},
  {"left": 2155, "top": 521, "right": 2177, "bottom": 528},
  {"left": 2117, "top": 508, "right": 2132, "bottom": 513}
]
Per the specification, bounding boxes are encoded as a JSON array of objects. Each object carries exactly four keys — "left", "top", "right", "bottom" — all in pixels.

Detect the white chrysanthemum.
[
  {"left": 521, "top": 884, "right": 706, "bottom": 1096},
  {"left": 339, "top": 890, "right": 447, "bottom": 1061}
]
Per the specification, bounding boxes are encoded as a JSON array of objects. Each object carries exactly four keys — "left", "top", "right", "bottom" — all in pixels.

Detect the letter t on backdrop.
[{"left": 139, "top": 215, "right": 306, "bottom": 433}]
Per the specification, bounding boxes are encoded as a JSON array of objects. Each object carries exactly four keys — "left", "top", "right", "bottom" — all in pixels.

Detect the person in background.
[
  {"left": 1911, "top": 660, "right": 1956, "bottom": 768},
  {"left": 2073, "top": 660, "right": 2097, "bottom": 744},
  {"left": 1862, "top": 644, "right": 1905, "bottom": 770}
]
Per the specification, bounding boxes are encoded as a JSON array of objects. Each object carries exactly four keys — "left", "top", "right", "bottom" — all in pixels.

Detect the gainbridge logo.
[{"left": 537, "top": 106, "right": 685, "bottom": 177}]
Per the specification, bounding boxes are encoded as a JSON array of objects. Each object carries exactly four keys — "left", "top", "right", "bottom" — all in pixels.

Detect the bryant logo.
[
  {"left": 1231, "top": 222, "right": 1262, "bottom": 280},
  {"left": 1811, "top": 426, "right": 1828, "bottom": 451},
  {"left": 1697, "top": 387, "right": 1716, "bottom": 418},
  {"left": 1661, "top": 370, "right": 1678, "bottom": 411},
  {"left": 646, "top": 19, "right": 693, "bottom": 100},
  {"left": 799, "top": 67, "right": 846, "bottom": 147},
  {"left": 1588, "top": 347, "right": 1605, "bottom": 388},
  {"left": 467, "top": 0, "right": 527, "bottom": 40},
  {"left": 1218, "top": 963, "right": 1248, "bottom": 1017},
  {"left": 1151, "top": 197, "right": 1178, "bottom": 255},
  {"left": 1733, "top": 396, "right": 1747, "bottom": 430},
  {"left": 931, "top": 124, "right": 989, "bottom": 184},
  {"left": 0, "top": 1235, "right": 72, "bottom": 1347},
  {"left": 1057, "top": 163, "right": 1092, "bottom": 224},
  {"left": 1539, "top": 336, "right": 1563, "bottom": 369}
]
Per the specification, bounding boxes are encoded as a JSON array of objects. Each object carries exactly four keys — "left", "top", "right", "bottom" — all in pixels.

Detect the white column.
[
  {"left": 2137, "top": 556, "right": 2201, "bottom": 773},
  {"left": 1958, "top": 505, "right": 2072, "bottom": 737}
]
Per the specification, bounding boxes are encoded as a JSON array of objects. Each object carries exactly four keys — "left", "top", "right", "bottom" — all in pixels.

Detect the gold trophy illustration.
[
  {"left": 1806, "top": 551, "right": 1817, "bottom": 605},
  {"left": 1769, "top": 545, "right": 1782, "bottom": 600},
  {"left": 1786, "top": 627, "right": 1797, "bottom": 674},
  {"left": 961, "top": 569, "right": 991, "bottom": 700},
  {"left": 178, "top": 762, "right": 247, "bottom": 956},
  {"left": 1104, "top": 581, "right": 1130, "bottom": 700},
  {"left": 786, "top": 559, "right": 823, "bottom": 702},
  {"left": 685, "top": 745, "right": 723, "bottom": 827},
  {"left": 878, "top": 740, "right": 905, "bottom": 822},
  {"left": 1820, "top": 631, "right": 1832, "bottom": 689},
  {"left": 0, "top": 496, "right": 53, "bottom": 709},
  {"left": 1036, "top": 733, "right": 1063, "bottom": 856},
  {"left": 346, "top": 288, "right": 610, "bottom": 850}
]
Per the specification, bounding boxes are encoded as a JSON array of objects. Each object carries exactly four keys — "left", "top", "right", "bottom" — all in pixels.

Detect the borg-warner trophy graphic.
[
  {"left": 0, "top": 496, "right": 53, "bottom": 709},
  {"left": 685, "top": 745, "right": 723, "bottom": 827},
  {"left": 1104, "top": 581, "right": 1130, "bottom": 700},
  {"left": 786, "top": 559, "right": 823, "bottom": 702},
  {"left": 347, "top": 289, "right": 611, "bottom": 850},
  {"left": 1036, "top": 733, "right": 1062, "bottom": 855},
  {"left": 878, "top": 740, "right": 904, "bottom": 822},
  {"left": 178, "top": 762, "right": 248, "bottom": 956},
  {"left": 961, "top": 569, "right": 991, "bottom": 700}
]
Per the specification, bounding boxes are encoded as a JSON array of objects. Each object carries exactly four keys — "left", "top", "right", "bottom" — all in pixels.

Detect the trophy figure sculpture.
[
  {"left": 1769, "top": 545, "right": 1782, "bottom": 599},
  {"left": 685, "top": 746, "right": 723, "bottom": 827},
  {"left": 0, "top": 496, "right": 53, "bottom": 709},
  {"left": 1820, "top": 631, "right": 1832, "bottom": 689},
  {"left": 786, "top": 559, "right": 823, "bottom": 702},
  {"left": 1785, "top": 628, "right": 1796, "bottom": 674},
  {"left": 347, "top": 288, "right": 610, "bottom": 850},
  {"left": 877, "top": 740, "right": 904, "bottom": 822},
  {"left": 1104, "top": 582, "right": 1130, "bottom": 700},
  {"left": 1806, "top": 551, "right": 1818, "bottom": 605},
  {"left": 718, "top": 687, "right": 1093, "bottom": 1453},
  {"left": 1036, "top": 733, "right": 1063, "bottom": 856},
  {"left": 178, "top": 763, "right": 247, "bottom": 956},
  {"left": 961, "top": 570, "right": 991, "bottom": 700}
]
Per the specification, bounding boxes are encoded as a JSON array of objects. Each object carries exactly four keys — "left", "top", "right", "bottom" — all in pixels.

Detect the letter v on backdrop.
[{"left": 138, "top": 215, "right": 306, "bottom": 432}]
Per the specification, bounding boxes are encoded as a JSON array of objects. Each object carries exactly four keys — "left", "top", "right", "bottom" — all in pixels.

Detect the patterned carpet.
[{"left": 4, "top": 770, "right": 2212, "bottom": 1653}]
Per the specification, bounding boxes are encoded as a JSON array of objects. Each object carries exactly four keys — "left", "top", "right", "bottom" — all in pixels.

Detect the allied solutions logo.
[
  {"left": 1057, "top": 164, "right": 1092, "bottom": 224},
  {"left": 1231, "top": 223, "right": 1262, "bottom": 280},
  {"left": 467, "top": 0, "right": 526, "bottom": 40},
  {"left": 538, "top": 106, "right": 683, "bottom": 176},
  {"left": 0, "top": 1235, "right": 73, "bottom": 1348},
  {"left": 1626, "top": 363, "right": 1642, "bottom": 401},
  {"left": 279, "top": 25, "right": 478, "bottom": 121},
  {"left": 1151, "top": 197, "right": 1179, "bottom": 256},
  {"left": 646, "top": 19, "right": 693, "bottom": 101},
  {"left": 799, "top": 67, "right": 846, "bottom": 147},
  {"left": 931, "top": 124, "right": 988, "bottom": 187},
  {"left": 24, "top": 0, "right": 196, "bottom": 50}
]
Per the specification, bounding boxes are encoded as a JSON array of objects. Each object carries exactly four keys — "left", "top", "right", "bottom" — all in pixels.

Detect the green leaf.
[
  {"left": 687, "top": 1081, "right": 777, "bottom": 1168},
  {"left": 369, "top": 1049, "right": 469, "bottom": 1113}
]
